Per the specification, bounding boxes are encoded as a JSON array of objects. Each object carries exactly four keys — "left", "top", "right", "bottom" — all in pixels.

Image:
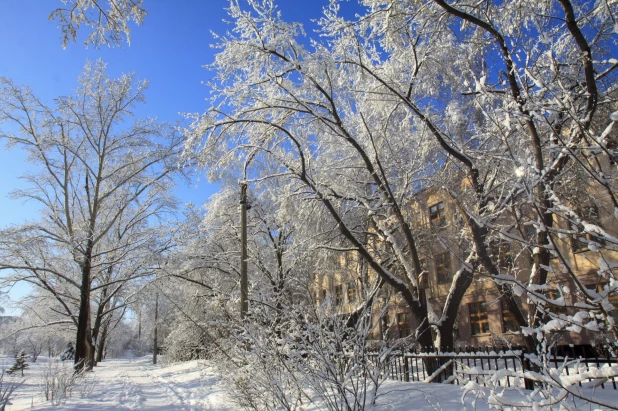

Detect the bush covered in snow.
[{"left": 39, "top": 358, "right": 98, "bottom": 405}]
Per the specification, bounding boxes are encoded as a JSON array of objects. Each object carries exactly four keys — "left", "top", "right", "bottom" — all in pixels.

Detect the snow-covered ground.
[
  {"left": 2, "top": 355, "right": 618, "bottom": 410},
  {"left": 3, "top": 356, "right": 234, "bottom": 410}
]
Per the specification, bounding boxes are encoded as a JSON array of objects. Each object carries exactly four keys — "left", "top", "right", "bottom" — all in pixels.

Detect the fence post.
[
  {"left": 403, "top": 351, "right": 410, "bottom": 382},
  {"left": 609, "top": 350, "right": 617, "bottom": 390},
  {"left": 521, "top": 350, "right": 534, "bottom": 390}
]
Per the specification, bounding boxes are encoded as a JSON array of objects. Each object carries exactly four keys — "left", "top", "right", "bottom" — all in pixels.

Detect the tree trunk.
[
  {"left": 96, "top": 320, "right": 110, "bottom": 363},
  {"left": 153, "top": 293, "right": 159, "bottom": 365},
  {"left": 75, "top": 240, "right": 94, "bottom": 371},
  {"left": 91, "top": 286, "right": 110, "bottom": 366},
  {"left": 240, "top": 182, "right": 248, "bottom": 319}
]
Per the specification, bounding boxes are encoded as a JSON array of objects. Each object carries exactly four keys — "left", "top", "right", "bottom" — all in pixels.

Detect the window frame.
[
  {"left": 435, "top": 252, "right": 451, "bottom": 284},
  {"left": 501, "top": 301, "right": 519, "bottom": 333},
  {"left": 396, "top": 312, "right": 411, "bottom": 338},
  {"left": 570, "top": 205, "right": 605, "bottom": 253},
  {"left": 542, "top": 289, "right": 568, "bottom": 317},
  {"left": 382, "top": 313, "right": 392, "bottom": 337},
  {"left": 413, "top": 210, "right": 425, "bottom": 229},
  {"left": 469, "top": 302, "right": 490, "bottom": 336},
  {"left": 347, "top": 281, "right": 357, "bottom": 303},
  {"left": 334, "top": 284, "right": 343, "bottom": 306},
  {"left": 593, "top": 283, "right": 618, "bottom": 325},
  {"left": 429, "top": 202, "right": 446, "bottom": 227}
]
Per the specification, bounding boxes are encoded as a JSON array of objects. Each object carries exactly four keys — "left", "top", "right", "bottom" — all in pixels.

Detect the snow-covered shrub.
[
  {"left": 214, "top": 299, "right": 393, "bottom": 411},
  {"left": 0, "top": 370, "right": 17, "bottom": 411},
  {"left": 38, "top": 358, "right": 98, "bottom": 405},
  {"left": 39, "top": 359, "right": 77, "bottom": 405},
  {"left": 487, "top": 334, "right": 514, "bottom": 351},
  {"left": 75, "top": 369, "right": 98, "bottom": 399},
  {"left": 291, "top": 304, "right": 394, "bottom": 410}
]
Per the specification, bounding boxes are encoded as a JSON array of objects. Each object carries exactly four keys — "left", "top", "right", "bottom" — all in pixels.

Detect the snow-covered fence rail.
[
  {"left": 367, "top": 349, "right": 618, "bottom": 390},
  {"left": 367, "top": 350, "right": 527, "bottom": 387}
]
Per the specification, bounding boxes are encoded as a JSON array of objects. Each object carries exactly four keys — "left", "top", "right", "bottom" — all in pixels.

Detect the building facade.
[{"left": 314, "top": 172, "right": 618, "bottom": 351}]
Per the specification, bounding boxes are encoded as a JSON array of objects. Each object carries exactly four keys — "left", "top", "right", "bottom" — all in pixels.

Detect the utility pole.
[
  {"left": 240, "top": 181, "right": 249, "bottom": 319},
  {"left": 153, "top": 293, "right": 158, "bottom": 365}
]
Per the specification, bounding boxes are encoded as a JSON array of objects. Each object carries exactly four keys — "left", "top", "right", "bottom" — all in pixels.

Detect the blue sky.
[{"left": 0, "top": 0, "right": 343, "bottom": 310}]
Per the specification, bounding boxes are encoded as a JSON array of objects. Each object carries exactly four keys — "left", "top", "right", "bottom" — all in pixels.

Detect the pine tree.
[
  {"left": 60, "top": 342, "right": 75, "bottom": 361},
  {"left": 6, "top": 350, "right": 28, "bottom": 377}
]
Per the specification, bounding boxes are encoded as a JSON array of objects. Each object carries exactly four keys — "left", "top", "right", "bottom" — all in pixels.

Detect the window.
[
  {"left": 382, "top": 313, "right": 392, "bottom": 336},
  {"left": 469, "top": 302, "right": 489, "bottom": 335},
  {"left": 543, "top": 289, "right": 568, "bottom": 316},
  {"left": 347, "top": 281, "right": 357, "bottom": 303},
  {"left": 571, "top": 232, "right": 605, "bottom": 253},
  {"left": 413, "top": 211, "right": 425, "bottom": 229},
  {"left": 429, "top": 202, "right": 446, "bottom": 227},
  {"left": 397, "top": 312, "right": 411, "bottom": 337},
  {"left": 571, "top": 233, "right": 588, "bottom": 253},
  {"left": 435, "top": 252, "right": 451, "bottom": 284},
  {"left": 501, "top": 302, "right": 519, "bottom": 333},
  {"left": 321, "top": 289, "right": 327, "bottom": 301},
  {"left": 340, "top": 253, "right": 355, "bottom": 268},
  {"left": 571, "top": 205, "right": 605, "bottom": 253},
  {"left": 571, "top": 232, "right": 590, "bottom": 253},
  {"left": 594, "top": 284, "right": 618, "bottom": 325},
  {"left": 334, "top": 285, "right": 343, "bottom": 305}
]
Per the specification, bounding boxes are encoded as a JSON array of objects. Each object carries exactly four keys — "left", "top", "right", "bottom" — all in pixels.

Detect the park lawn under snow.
[
  {"left": 2, "top": 355, "right": 618, "bottom": 410},
  {"left": 2, "top": 355, "right": 235, "bottom": 410}
]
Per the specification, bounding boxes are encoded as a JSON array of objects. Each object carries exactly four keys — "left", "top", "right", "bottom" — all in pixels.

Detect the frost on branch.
[{"left": 49, "top": 0, "right": 146, "bottom": 48}]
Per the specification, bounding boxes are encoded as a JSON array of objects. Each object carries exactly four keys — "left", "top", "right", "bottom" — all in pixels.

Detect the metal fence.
[{"left": 367, "top": 346, "right": 618, "bottom": 390}]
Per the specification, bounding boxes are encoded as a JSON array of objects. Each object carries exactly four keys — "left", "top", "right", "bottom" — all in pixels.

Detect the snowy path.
[{"left": 6, "top": 357, "right": 235, "bottom": 411}]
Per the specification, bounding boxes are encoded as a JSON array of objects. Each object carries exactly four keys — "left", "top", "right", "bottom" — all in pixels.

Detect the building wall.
[{"left": 314, "top": 164, "right": 618, "bottom": 349}]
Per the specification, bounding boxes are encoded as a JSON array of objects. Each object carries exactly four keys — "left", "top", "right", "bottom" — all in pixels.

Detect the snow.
[
  {"left": 3, "top": 355, "right": 618, "bottom": 410},
  {"left": 3, "top": 356, "right": 234, "bottom": 411}
]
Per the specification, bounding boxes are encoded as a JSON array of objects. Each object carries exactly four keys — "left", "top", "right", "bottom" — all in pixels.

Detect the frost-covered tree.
[
  {"left": 185, "top": 0, "right": 618, "bottom": 357},
  {"left": 355, "top": 0, "right": 618, "bottom": 346},
  {"left": 185, "top": 0, "right": 462, "bottom": 352},
  {"left": 2, "top": 290, "right": 77, "bottom": 360},
  {"left": 167, "top": 175, "right": 315, "bottom": 311},
  {"left": 0, "top": 60, "right": 183, "bottom": 370}
]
